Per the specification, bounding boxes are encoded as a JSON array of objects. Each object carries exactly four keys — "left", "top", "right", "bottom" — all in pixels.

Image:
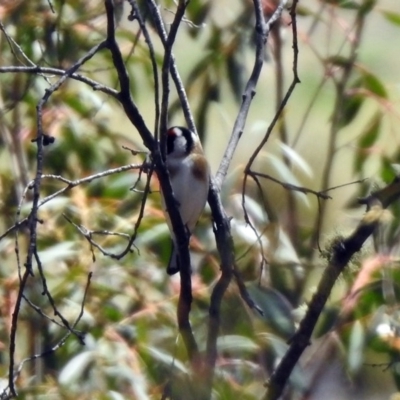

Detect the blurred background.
[{"left": 0, "top": 0, "right": 400, "bottom": 399}]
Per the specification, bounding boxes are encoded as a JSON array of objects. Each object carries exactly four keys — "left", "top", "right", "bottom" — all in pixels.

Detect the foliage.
[{"left": 0, "top": 0, "right": 400, "bottom": 399}]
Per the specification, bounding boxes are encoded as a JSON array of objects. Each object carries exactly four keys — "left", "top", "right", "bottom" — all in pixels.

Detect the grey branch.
[{"left": 215, "top": 0, "right": 288, "bottom": 188}]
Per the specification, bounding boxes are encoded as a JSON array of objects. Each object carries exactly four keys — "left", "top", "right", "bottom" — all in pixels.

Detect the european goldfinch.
[{"left": 161, "top": 126, "right": 210, "bottom": 275}]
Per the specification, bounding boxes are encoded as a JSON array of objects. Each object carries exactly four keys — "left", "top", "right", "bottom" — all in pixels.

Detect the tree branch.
[
  {"left": 265, "top": 175, "right": 400, "bottom": 399},
  {"left": 104, "top": 0, "right": 154, "bottom": 149},
  {"left": 104, "top": 0, "right": 199, "bottom": 363},
  {"left": 145, "top": 0, "right": 197, "bottom": 133},
  {"left": 215, "top": 0, "right": 288, "bottom": 187},
  {"left": 0, "top": 66, "right": 118, "bottom": 98},
  {"left": 310, "top": 6, "right": 367, "bottom": 249},
  {"left": 126, "top": 0, "right": 161, "bottom": 136},
  {"left": 203, "top": 1, "right": 290, "bottom": 393}
]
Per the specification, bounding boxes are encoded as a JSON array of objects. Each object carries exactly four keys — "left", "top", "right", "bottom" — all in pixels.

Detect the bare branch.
[
  {"left": 6, "top": 37, "right": 109, "bottom": 396},
  {"left": 151, "top": 0, "right": 201, "bottom": 365},
  {"left": 0, "top": 66, "right": 119, "bottom": 98},
  {"left": 243, "top": 0, "right": 299, "bottom": 179},
  {"left": 215, "top": 0, "right": 289, "bottom": 188},
  {"left": 203, "top": 1, "right": 291, "bottom": 393},
  {"left": 104, "top": 0, "right": 198, "bottom": 361},
  {"left": 126, "top": 0, "right": 161, "bottom": 136},
  {"left": 232, "top": 267, "right": 263, "bottom": 315},
  {"left": 8, "top": 269, "right": 30, "bottom": 397},
  {"left": 250, "top": 170, "right": 332, "bottom": 200},
  {"left": 104, "top": 0, "right": 154, "bottom": 149},
  {"left": 241, "top": 0, "right": 300, "bottom": 274}
]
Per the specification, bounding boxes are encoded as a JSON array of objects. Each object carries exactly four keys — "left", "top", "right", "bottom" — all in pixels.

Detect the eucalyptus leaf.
[
  {"left": 140, "top": 345, "right": 188, "bottom": 373},
  {"left": 382, "top": 10, "right": 400, "bottom": 27},
  {"left": 348, "top": 321, "right": 365, "bottom": 373},
  {"left": 37, "top": 241, "right": 77, "bottom": 263},
  {"left": 217, "top": 335, "right": 259, "bottom": 354},
  {"left": 247, "top": 284, "right": 295, "bottom": 338},
  {"left": 59, "top": 351, "right": 95, "bottom": 385}
]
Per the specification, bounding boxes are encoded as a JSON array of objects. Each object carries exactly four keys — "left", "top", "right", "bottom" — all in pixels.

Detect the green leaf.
[
  {"left": 59, "top": 351, "right": 96, "bottom": 385},
  {"left": 348, "top": 321, "right": 365, "bottom": 372},
  {"left": 322, "top": 0, "right": 360, "bottom": 9},
  {"left": 247, "top": 284, "right": 295, "bottom": 338},
  {"left": 382, "top": 10, "right": 400, "bottom": 27},
  {"left": 37, "top": 241, "right": 77, "bottom": 263},
  {"left": 258, "top": 333, "right": 289, "bottom": 358},
  {"left": 339, "top": 91, "right": 364, "bottom": 127},
  {"left": 381, "top": 157, "right": 397, "bottom": 183},
  {"left": 278, "top": 142, "right": 313, "bottom": 177},
  {"left": 140, "top": 345, "right": 188, "bottom": 373},
  {"left": 314, "top": 307, "right": 340, "bottom": 337},
  {"left": 354, "top": 113, "right": 382, "bottom": 172},
  {"left": 296, "top": 5, "right": 314, "bottom": 16},
  {"left": 326, "top": 55, "right": 353, "bottom": 68},
  {"left": 340, "top": 72, "right": 387, "bottom": 127},
  {"left": 186, "top": 54, "right": 214, "bottom": 87},
  {"left": 339, "top": 1, "right": 360, "bottom": 10},
  {"left": 264, "top": 154, "right": 310, "bottom": 207},
  {"left": 259, "top": 333, "right": 308, "bottom": 391},
  {"left": 358, "top": 0, "right": 376, "bottom": 16},
  {"left": 361, "top": 71, "right": 388, "bottom": 98},
  {"left": 217, "top": 335, "right": 259, "bottom": 354},
  {"left": 186, "top": 0, "right": 211, "bottom": 37}
]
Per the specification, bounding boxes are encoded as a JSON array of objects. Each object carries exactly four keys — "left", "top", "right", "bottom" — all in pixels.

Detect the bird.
[{"left": 160, "top": 126, "right": 210, "bottom": 275}]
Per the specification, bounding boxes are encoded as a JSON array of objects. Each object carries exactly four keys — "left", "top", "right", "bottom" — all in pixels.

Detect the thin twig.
[
  {"left": 7, "top": 39, "right": 108, "bottom": 396},
  {"left": 4, "top": 273, "right": 92, "bottom": 398},
  {"left": 241, "top": 173, "right": 270, "bottom": 279},
  {"left": 104, "top": 0, "right": 154, "bottom": 149},
  {"left": 0, "top": 164, "right": 142, "bottom": 242},
  {"left": 22, "top": 295, "right": 66, "bottom": 328},
  {"left": 250, "top": 171, "right": 332, "bottom": 199},
  {"left": 232, "top": 267, "right": 263, "bottom": 315},
  {"left": 0, "top": 66, "right": 118, "bottom": 98},
  {"left": 204, "top": 182, "right": 235, "bottom": 395},
  {"left": 33, "top": 250, "right": 85, "bottom": 343},
  {"left": 63, "top": 162, "right": 151, "bottom": 260},
  {"left": 243, "top": 0, "right": 299, "bottom": 177},
  {"left": 242, "top": 0, "right": 300, "bottom": 273},
  {"left": 0, "top": 22, "right": 50, "bottom": 86}
]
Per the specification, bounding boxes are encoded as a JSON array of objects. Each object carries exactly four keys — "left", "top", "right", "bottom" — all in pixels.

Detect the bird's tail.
[{"left": 167, "top": 242, "right": 180, "bottom": 275}]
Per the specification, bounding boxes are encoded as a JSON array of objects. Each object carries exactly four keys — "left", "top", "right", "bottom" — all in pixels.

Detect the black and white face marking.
[{"left": 166, "top": 127, "right": 194, "bottom": 157}]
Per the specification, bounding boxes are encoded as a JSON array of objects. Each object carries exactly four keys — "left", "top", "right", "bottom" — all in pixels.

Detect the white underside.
[
  {"left": 161, "top": 156, "right": 209, "bottom": 273},
  {"left": 163, "top": 156, "right": 208, "bottom": 234}
]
